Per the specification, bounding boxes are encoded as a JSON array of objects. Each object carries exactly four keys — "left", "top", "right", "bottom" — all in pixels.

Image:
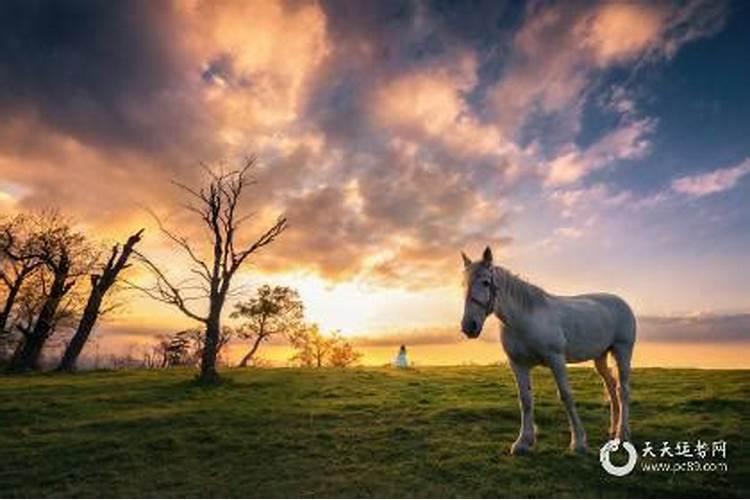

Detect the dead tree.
[
  {"left": 130, "top": 158, "right": 287, "bottom": 382},
  {"left": 57, "top": 229, "right": 144, "bottom": 371}
]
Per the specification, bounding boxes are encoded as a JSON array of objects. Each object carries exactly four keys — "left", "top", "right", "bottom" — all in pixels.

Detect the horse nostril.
[{"left": 462, "top": 318, "right": 480, "bottom": 336}]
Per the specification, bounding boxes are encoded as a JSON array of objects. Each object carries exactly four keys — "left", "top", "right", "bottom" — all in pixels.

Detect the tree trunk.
[
  {"left": 8, "top": 334, "right": 46, "bottom": 371},
  {"left": 199, "top": 313, "right": 221, "bottom": 382},
  {"left": 57, "top": 229, "right": 142, "bottom": 372},
  {"left": 57, "top": 290, "right": 103, "bottom": 372},
  {"left": 7, "top": 258, "right": 72, "bottom": 373},
  {"left": 0, "top": 281, "right": 21, "bottom": 360},
  {"left": 0, "top": 281, "right": 21, "bottom": 334},
  {"left": 238, "top": 336, "right": 264, "bottom": 367}
]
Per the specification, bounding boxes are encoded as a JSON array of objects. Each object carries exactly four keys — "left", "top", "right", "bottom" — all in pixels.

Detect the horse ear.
[
  {"left": 461, "top": 251, "right": 471, "bottom": 268},
  {"left": 482, "top": 246, "right": 493, "bottom": 266}
]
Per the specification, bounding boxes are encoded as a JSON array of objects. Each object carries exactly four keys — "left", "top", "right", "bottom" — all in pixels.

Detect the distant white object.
[{"left": 393, "top": 345, "right": 409, "bottom": 368}]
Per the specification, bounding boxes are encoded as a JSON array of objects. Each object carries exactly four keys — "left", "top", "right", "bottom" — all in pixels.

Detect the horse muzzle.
[{"left": 461, "top": 319, "right": 482, "bottom": 338}]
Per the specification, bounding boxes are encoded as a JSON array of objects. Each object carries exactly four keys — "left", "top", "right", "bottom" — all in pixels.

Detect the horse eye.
[{"left": 482, "top": 280, "right": 490, "bottom": 287}]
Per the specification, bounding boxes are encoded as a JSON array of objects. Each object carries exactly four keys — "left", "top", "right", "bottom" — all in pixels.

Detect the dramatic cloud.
[
  {"left": 0, "top": 0, "right": 745, "bottom": 345},
  {"left": 489, "top": 1, "right": 725, "bottom": 135}
]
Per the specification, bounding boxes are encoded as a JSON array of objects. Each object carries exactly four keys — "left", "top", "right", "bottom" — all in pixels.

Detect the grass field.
[{"left": 0, "top": 366, "right": 747, "bottom": 498}]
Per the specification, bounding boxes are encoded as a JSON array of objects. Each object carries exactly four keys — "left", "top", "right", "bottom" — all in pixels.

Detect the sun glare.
[{"left": 237, "top": 272, "right": 462, "bottom": 336}]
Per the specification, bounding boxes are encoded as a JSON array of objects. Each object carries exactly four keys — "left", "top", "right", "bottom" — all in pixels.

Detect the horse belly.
[
  {"left": 563, "top": 331, "right": 613, "bottom": 363},
  {"left": 559, "top": 301, "right": 618, "bottom": 362}
]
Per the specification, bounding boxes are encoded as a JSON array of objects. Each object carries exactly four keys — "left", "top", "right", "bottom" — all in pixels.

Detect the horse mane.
[{"left": 494, "top": 266, "right": 548, "bottom": 311}]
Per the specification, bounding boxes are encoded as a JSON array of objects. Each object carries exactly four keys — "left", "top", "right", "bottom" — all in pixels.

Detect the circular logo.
[{"left": 600, "top": 439, "right": 638, "bottom": 477}]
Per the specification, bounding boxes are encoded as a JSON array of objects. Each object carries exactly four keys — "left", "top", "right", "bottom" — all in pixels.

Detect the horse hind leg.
[
  {"left": 612, "top": 343, "right": 633, "bottom": 441},
  {"left": 594, "top": 352, "right": 620, "bottom": 439}
]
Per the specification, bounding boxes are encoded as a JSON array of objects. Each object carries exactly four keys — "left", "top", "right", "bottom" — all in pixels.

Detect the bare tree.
[
  {"left": 231, "top": 285, "right": 304, "bottom": 367},
  {"left": 0, "top": 214, "right": 44, "bottom": 356},
  {"left": 130, "top": 158, "right": 287, "bottom": 382},
  {"left": 58, "top": 229, "right": 144, "bottom": 371},
  {"left": 8, "top": 215, "right": 91, "bottom": 372}
]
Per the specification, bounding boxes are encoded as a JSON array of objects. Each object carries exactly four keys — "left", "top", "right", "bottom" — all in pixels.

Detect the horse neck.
[{"left": 491, "top": 266, "right": 535, "bottom": 329}]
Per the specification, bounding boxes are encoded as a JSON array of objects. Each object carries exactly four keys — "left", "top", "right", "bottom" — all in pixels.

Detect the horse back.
[{"left": 553, "top": 293, "right": 636, "bottom": 361}]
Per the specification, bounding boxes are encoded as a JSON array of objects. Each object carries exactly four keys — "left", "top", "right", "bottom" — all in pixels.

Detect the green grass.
[{"left": 0, "top": 366, "right": 747, "bottom": 498}]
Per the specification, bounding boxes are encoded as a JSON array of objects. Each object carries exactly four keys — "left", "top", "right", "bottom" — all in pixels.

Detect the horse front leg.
[
  {"left": 548, "top": 354, "right": 588, "bottom": 453},
  {"left": 509, "top": 359, "right": 535, "bottom": 455}
]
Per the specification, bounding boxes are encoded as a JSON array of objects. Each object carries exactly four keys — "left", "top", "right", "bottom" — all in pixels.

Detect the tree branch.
[{"left": 130, "top": 250, "right": 207, "bottom": 323}]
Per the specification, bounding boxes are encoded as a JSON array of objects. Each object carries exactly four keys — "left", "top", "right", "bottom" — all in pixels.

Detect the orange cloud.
[
  {"left": 370, "top": 53, "right": 513, "bottom": 160},
  {"left": 583, "top": 3, "right": 667, "bottom": 66}
]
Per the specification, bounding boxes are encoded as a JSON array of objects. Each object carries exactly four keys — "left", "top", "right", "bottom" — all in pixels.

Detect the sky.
[{"left": 1, "top": 0, "right": 749, "bottom": 367}]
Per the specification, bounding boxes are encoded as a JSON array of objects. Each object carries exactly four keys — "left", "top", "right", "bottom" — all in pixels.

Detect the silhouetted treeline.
[{"left": 0, "top": 210, "right": 142, "bottom": 372}]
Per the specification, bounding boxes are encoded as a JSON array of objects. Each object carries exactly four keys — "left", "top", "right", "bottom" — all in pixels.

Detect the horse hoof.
[{"left": 510, "top": 441, "right": 532, "bottom": 455}]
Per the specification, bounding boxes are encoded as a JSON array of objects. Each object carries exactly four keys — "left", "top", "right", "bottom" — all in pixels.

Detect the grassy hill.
[{"left": 0, "top": 366, "right": 747, "bottom": 498}]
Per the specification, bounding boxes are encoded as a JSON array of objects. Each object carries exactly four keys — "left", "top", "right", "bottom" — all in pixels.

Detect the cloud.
[
  {"left": 544, "top": 118, "right": 656, "bottom": 186},
  {"left": 369, "top": 52, "right": 514, "bottom": 161},
  {"left": 548, "top": 183, "right": 631, "bottom": 217},
  {"left": 671, "top": 158, "right": 750, "bottom": 198},
  {"left": 638, "top": 313, "right": 750, "bottom": 343},
  {"left": 0, "top": 0, "right": 734, "bottom": 296},
  {"left": 256, "top": 141, "right": 514, "bottom": 287},
  {"left": 554, "top": 226, "right": 583, "bottom": 240},
  {"left": 489, "top": 0, "right": 727, "bottom": 186},
  {"left": 0, "top": 1, "right": 211, "bottom": 158},
  {"left": 583, "top": 3, "right": 667, "bottom": 66}
]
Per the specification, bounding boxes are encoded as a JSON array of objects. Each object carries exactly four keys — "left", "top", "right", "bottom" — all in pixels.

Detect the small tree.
[
  {"left": 328, "top": 334, "right": 362, "bottom": 368},
  {"left": 159, "top": 331, "right": 194, "bottom": 367},
  {"left": 150, "top": 328, "right": 232, "bottom": 368},
  {"left": 130, "top": 158, "right": 287, "bottom": 382},
  {"left": 289, "top": 326, "right": 362, "bottom": 368},
  {"left": 231, "top": 285, "right": 304, "bottom": 367},
  {"left": 289, "top": 324, "right": 329, "bottom": 368}
]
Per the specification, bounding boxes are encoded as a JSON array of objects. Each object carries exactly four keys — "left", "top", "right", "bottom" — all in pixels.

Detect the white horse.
[{"left": 460, "top": 247, "right": 636, "bottom": 454}]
